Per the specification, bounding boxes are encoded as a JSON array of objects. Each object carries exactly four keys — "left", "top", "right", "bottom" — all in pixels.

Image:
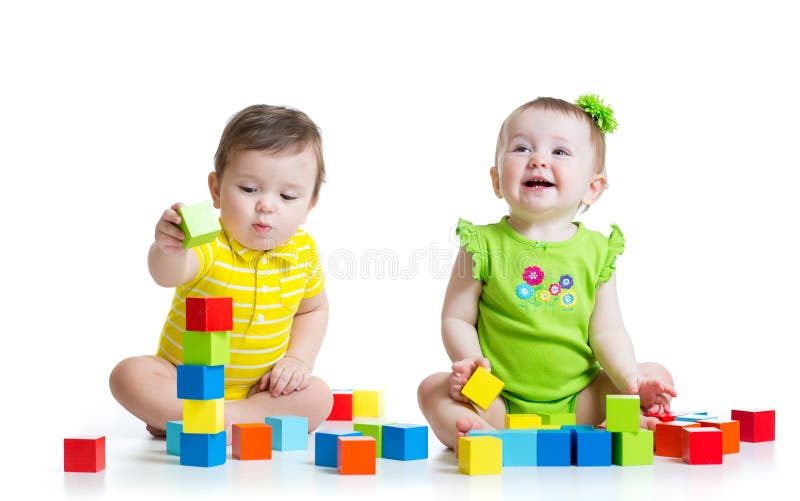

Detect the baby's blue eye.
[
  {"left": 553, "top": 148, "right": 568, "bottom": 156},
  {"left": 239, "top": 186, "right": 257, "bottom": 194},
  {"left": 513, "top": 145, "right": 531, "bottom": 153}
]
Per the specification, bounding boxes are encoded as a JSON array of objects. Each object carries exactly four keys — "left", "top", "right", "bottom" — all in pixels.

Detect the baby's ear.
[
  {"left": 581, "top": 173, "right": 607, "bottom": 206},
  {"left": 489, "top": 166, "right": 503, "bottom": 199},
  {"left": 208, "top": 172, "right": 221, "bottom": 209}
]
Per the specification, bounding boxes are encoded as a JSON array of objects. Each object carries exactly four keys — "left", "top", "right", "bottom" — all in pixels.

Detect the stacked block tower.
[{"left": 178, "top": 296, "right": 232, "bottom": 467}]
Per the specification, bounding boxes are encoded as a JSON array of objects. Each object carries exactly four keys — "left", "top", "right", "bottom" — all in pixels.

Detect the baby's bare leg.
[
  {"left": 417, "top": 372, "right": 505, "bottom": 450},
  {"left": 575, "top": 362, "right": 674, "bottom": 430},
  {"left": 109, "top": 355, "right": 182, "bottom": 433},
  {"left": 225, "top": 376, "right": 333, "bottom": 434}
]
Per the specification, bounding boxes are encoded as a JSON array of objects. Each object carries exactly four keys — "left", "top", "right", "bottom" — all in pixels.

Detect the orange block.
[
  {"left": 337, "top": 436, "right": 376, "bottom": 475},
  {"left": 699, "top": 419, "right": 740, "bottom": 454},
  {"left": 233, "top": 423, "right": 272, "bottom": 460},
  {"left": 655, "top": 421, "right": 701, "bottom": 457}
]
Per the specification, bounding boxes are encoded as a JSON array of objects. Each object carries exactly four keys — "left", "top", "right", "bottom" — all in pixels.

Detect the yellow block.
[
  {"left": 183, "top": 399, "right": 224, "bottom": 434},
  {"left": 352, "top": 390, "right": 384, "bottom": 418},
  {"left": 531, "top": 424, "right": 562, "bottom": 430},
  {"left": 460, "top": 366, "right": 504, "bottom": 411},
  {"left": 505, "top": 413, "right": 542, "bottom": 429},
  {"left": 458, "top": 436, "right": 502, "bottom": 475}
]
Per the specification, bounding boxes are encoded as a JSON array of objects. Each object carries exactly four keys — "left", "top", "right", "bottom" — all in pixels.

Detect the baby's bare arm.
[
  {"left": 442, "top": 247, "right": 489, "bottom": 401},
  {"left": 262, "top": 290, "right": 329, "bottom": 396},
  {"left": 589, "top": 273, "right": 676, "bottom": 403}
]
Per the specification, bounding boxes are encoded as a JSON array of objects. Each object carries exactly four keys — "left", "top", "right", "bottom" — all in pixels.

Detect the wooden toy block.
[
  {"left": 183, "top": 331, "right": 230, "bottom": 366},
  {"left": 502, "top": 430, "right": 538, "bottom": 466},
  {"left": 655, "top": 421, "right": 701, "bottom": 457},
  {"left": 265, "top": 415, "right": 308, "bottom": 450},
  {"left": 458, "top": 436, "right": 502, "bottom": 475},
  {"left": 353, "top": 421, "right": 386, "bottom": 458},
  {"left": 166, "top": 421, "right": 182, "bottom": 456},
  {"left": 699, "top": 419, "right": 740, "bottom": 454},
  {"left": 505, "top": 413, "right": 542, "bottom": 429},
  {"left": 606, "top": 395, "right": 640, "bottom": 432},
  {"left": 233, "top": 423, "right": 272, "bottom": 460},
  {"left": 540, "top": 412, "right": 577, "bottom": 426},
  {"left": 536, "top": 429, "right": 571, "bottom": 466},
  {"left": 352, "top": 390, "right": 384, "bottom": 418},
  {"left": 64, "top": 436, "right": 105, "bottom": 473},
  {"left": 612, "top": 430, "right": 653, "bottom": 466},
  {"left": 185, "top": 297, "right": 233, "bottom": 332},
  {"left": 315, "top": 430, "right": 362, "bottom": 467},
  {"left": 337, "top": 436, "right": 377, "bottom": 475},
  {"left": 676, "top": 413, "right": 717, "bottom": 422},
  {"left": 327, "top": 391, "right": 353, "bottom": 421},
  {"left": 731, "top": 409, "right": 775, "bottom": 442},
  {"left": 180, "top": 431, "right": 226, "bottom": 467},
  {"left": 682, "top": 427, "right": 722, "bottom": 465},
  {"left": 460, "top": 366, "right": 504, "bottom": 411},
  {"left": 183, "top": 399, "right": 224, "bottom": 434},
  {"left": 178, "top": 201, "right": 221, "bottom": 249},
  {"left": 382, "top": 424, "right": 428, "bottom": 460},
  {"left": 644, "top": 411, "right": 677, "bottom": 422},
  {"left": 572, "top": 429, "right": 611, "bottom": 466},
  {"left": 531, "top": 424, "right": 562, "bottom": 430},
  {"left": 177, "top": 364, "right": 224, "bottom": 400}
]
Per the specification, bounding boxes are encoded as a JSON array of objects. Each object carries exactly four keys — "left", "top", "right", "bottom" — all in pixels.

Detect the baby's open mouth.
[{"left": 523, "top": 177, "right": 554, "bottom": 188}]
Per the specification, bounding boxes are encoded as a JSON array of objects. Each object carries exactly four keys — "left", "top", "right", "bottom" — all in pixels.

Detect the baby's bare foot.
[
  {"left": 455, "top": 417, "right": 489, "bottom": 455},
  {"left": 639, "top": 414, "right": 660, "bottom": 431},
  {"left": 146, "top": 424, "right": 166, "bottom": 438}
]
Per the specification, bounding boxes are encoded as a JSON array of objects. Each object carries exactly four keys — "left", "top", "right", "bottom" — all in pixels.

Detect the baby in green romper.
[{"left": 417, "top": 95, "right": 677, "bottom": 450}]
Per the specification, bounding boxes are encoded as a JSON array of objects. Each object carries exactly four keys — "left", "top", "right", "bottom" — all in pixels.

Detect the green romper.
[{"left": 456, "top": 217, "right": 625, "bottom": 414}]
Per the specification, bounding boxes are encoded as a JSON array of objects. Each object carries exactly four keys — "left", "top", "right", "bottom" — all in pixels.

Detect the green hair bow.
[{"left": 575, "top": 93, "right": 618, "bottom": 134}]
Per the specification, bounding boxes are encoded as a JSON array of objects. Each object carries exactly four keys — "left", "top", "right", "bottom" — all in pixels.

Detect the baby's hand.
[
  {"left": 625, "top": 374, "right": 678, "bottom": 414},
  {"left": 154, "top": 202, "right": 187, "bottom": 253},
  {"left": 449, "top": 357, "right": 492, "bottom": 403},
  {"left": 260, "top": 356, "right": 312, "bottom": 397}
]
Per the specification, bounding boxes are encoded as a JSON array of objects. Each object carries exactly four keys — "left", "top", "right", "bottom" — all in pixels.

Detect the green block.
[
  {"left": 353, "top": 421, "right": 385, "bottom": 458},
  {"left": 178, "top": 201, "right": 221, "bottom": 249},
  {"left": 540, "top": 413, "right": 576, "bottom": 426},
  {"left": 183, "top": 331, "right": 230, "bottom": 366},
  {"left": 612, "top": 430, "right": 653, "bottom": 466},
  {"left": 606, "top": 395, "right": 640, "bottom": 432}
]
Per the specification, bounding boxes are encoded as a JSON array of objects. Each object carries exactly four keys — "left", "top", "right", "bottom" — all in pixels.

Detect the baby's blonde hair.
[{"left": 495, "top": 97, "right": 607, "bottom": 176}]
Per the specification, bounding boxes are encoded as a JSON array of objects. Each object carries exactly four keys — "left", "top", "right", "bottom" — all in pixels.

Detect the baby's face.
[
  {"left": 209, "top": 145, "right": 318, "bottom": 251},
  {"left": 493, "top": 107, "right": 602, "bottom": 222}
]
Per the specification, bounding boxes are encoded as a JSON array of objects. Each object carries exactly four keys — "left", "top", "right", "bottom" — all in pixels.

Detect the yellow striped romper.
[{"left": 156, "top": 226, "right": 325, "bottom": 400}]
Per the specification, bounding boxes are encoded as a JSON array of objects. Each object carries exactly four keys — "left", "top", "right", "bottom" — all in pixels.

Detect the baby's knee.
[
  {"left": 640, "top": 362, "right": 674, "bottom": 385},
  {"left": 305, "top": 377, "right": 333, "bottom": 430},
  {"left": 417, "top": 373, "right": 448, "bottom": 405}
]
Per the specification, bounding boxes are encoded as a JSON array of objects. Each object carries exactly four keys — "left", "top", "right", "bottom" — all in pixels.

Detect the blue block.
[
  {"left": 536, "top": 429, "right": 571, "bottom": 466},
  {"left": 676, "top": 413, "right": 716, "bottom": 422},
  {"left": 573, "top": 429, "right": 611, "bottom": 466},
  {"left": 314, "top": 430, "right": 362, "bottom": 467},
  {"left": 166, "top": 420, "right": 183, "bottom": 456},
  {"left": 265, "top": 415, "right": 308, "bottom": 451},
  {"left": 177, "top": 365, "right": 224, "bottom": 400},
  {"left": 502, "top": 430, "right": 537, "bottom": 466},
  {"left": 180, "top": 431, "right": 226, "bottom": 467},
  {"left": 382, "top": 424, "right": 428, "bottom": 460}
]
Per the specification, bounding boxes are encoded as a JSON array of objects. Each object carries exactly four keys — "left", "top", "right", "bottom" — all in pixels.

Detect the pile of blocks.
[
  {"left": 655, "top": 409, "right": 775, "bottom": 464},
  {"left": 176, "top": 296, "right": 232, "bottom": 467},
  {"left": 316, "top": 388, "right": 429, "bottom": 474}
]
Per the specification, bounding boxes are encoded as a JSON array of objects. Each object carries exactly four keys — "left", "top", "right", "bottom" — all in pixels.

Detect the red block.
[
  {"left": 328, "top": 392, "right": 353, "bottom": 421},
  {"left": 645, "top": 412, "right": 677, "bottom": 422},
  {"left": 186, "top": 297, "right": 233, "bottom": 332},
  {"left": 64, "top": 436, "right": 106, "bottom": 472},
  {"left": 682, "top": 428, "right": 722, "bottom": 465},
  {"left": 731, "top": 409, "right": 775, "bottom": 442},
  {"left": 655, "top": 421, "right": 700, "bottom": 457}
]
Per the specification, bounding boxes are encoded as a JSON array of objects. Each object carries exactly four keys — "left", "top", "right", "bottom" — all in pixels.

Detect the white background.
[{"left": 1, "top": 0, "right": 797, "bottom": 493}]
